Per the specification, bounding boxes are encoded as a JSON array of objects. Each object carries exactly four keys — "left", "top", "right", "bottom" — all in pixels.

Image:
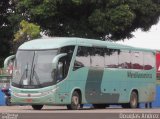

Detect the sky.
[{"left": 117, "top": 19, "right": 160, "bottom": 50}]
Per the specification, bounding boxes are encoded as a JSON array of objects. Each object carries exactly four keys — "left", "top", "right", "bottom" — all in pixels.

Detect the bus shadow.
[{"left": 22, "top": 106, "right": 126, "bottom": 111}]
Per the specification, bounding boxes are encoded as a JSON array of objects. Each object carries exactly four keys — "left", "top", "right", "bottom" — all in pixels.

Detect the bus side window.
[
  {"left": 57, "top": 46, "right": 75, "bottom": 80},
  {"left": 131, "top": 51, "right": 143, "bottom": 69},
  {"left": 144, "top": 52, "right": 154, "bottom": 70},
  {"left": 74, "top": 46, "right": 90, "bottom": 71},
  {"left": 90, "top": 47, "right": 104, "bottom": 68},
  {"left": 105, "top": 49, "right": 119, "bottom": 68},
  {"left": 118, "top": 50, "right": 131, "bottom": 69}
]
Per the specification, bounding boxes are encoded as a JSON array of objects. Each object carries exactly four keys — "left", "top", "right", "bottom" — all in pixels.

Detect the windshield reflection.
[{"left": 12, "top": 50, "right": 58, "bottom": 88}]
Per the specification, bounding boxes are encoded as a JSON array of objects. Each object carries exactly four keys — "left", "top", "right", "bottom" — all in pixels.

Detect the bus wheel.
[
  {"left": 122, "top": 104, "right": 129, "bottom": 108},
  {"left": 129, "top": 91, "right": 138, "bottom": 108},
  {"left": 67, "top": 91, "right": 81, "bottom": 110},
  {"left": 32, "top": 105, "right": 43, "bottom": 110},
  {"left": 92, "top": 104, "right": 106, "bottom": 109}
]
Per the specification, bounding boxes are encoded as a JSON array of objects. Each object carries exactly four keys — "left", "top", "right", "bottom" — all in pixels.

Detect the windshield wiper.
[
  {"left": 34, "top": 71, "right": 41, "bottom": 87},
  {"left": 26, "top": 64, "right": 28, "bottom": 78},
  {"left": 31, "top": 64, "right": 41, "bottom": 87},
  {"left": 30, "top": 64, "right": 35, "bottom": 85},
  {"left": 19, "top": 63, "right": 29, "bottom": 85}
]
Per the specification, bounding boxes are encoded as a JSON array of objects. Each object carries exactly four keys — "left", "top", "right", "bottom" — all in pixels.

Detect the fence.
[
  {"left": 0, "top": 68, "right": 11, "bottom": 89},
  {"left": 0, "top": 68, "right": 11, "bottom": 105},
  {"left": 0, "top": 68, "right": 6, "bottom": 75}
]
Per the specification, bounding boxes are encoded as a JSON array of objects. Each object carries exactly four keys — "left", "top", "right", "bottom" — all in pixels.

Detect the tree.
[
  {"left": 13, "top": 20, "right": 41, "bottom": 51},
  {"left": 14, "top": 0, "right": 160, "bottom": 40},
  {"left": 14, "top": 20, "right": 41, "bottom": 42},
  {"left": 0, "top": 0, "right": 13, "bottom": 67},
  {"left": 1, "top": 0, "right": 160, "bottom": 67}
]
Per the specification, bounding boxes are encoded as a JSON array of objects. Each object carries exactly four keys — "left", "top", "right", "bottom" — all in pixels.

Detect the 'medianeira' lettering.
[{"left": 127, "top": 71, "right": 152, "bottom": 78}]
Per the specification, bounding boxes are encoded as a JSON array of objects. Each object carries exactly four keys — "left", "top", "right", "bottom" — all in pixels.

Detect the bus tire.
[
  {"left": 129, "top": 91, "right": 139, "bottom": 108},
  {"left": 32, "top": 105, "right": 43, "bottom": 110},
  {"left": 122, "top": 104, "right": 129, "bottom": 108},
  {"left": 67, "top": 91, "right": 81, "bottom": 110},
  {"left": 92, "top": 104, "right": 106, "bottom": 109}
]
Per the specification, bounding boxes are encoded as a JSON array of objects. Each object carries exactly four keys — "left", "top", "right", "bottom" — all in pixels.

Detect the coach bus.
[{"left": 10, "top": 37, "right": 156, "bottom": 110}]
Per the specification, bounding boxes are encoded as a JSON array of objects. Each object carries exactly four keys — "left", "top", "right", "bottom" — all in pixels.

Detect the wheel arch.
[
  {"left": 131, "top": 89, "right": 139, "bottom": 99},
  {"left": 70, "top": 88, "right": 82, "bottom": 103},
  {"left": 127, "top": 88, "right": 139, "bottom": 103},
  {"left": 130, "top": 89, "right": 139, "bottom": 108}
]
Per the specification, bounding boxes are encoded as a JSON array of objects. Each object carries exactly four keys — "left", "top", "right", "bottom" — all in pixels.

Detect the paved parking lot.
[
  {"left": 0, "top": 106, "right": 160, "bottom": 119},
  {"left": 0, "top": 105, "right": 160, "bottom": 113}
]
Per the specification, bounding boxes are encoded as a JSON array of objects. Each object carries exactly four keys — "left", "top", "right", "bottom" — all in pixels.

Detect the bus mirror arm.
[
  {"left": 52, "top": 53, "right": 67, "bottom": 69},
  {"left": 4, "top": 55, "right": 15, "bottom": 69}
]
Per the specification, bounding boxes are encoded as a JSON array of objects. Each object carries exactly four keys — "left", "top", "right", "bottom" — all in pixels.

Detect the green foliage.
[
  {"left": 72, "top": 0, "right": 82, "bottom": 5},
  {"left": 13, "top": 0, "right": 160, "bottom": 40},
  {"left": 17, "top": 0, "right": 57, "bottom": 18},
  {"left": 1, "top": 0, "right": 160, "bottom": 66},
  {"left": 0, "top": 0, "right": 13, "bottom": 67},
  {"left": 89, "top": 4, "right": 135, "bottom": 36},
  {"left": 14, "top": 20, "right": 41, "bottom": 42}
]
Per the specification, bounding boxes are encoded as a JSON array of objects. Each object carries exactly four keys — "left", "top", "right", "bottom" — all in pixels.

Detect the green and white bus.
[{"left": 10, "top": 37, "right": 156, "bottom": 110}]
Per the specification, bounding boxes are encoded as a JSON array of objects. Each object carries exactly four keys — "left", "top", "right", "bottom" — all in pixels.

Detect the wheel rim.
[
  {"left": 130, "top": 92, "right": 137, "bottom": 108},
  {"left": 131, "top": 96, "right": 136, "bottom": 106},
  {"left": 72, "top": 95, "right": 79, "bottom": 106}
]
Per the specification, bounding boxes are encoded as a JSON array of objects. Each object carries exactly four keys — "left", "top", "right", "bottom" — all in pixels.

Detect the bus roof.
[{"left": 19, "top": 37, "right": 154, "bottom": 52}]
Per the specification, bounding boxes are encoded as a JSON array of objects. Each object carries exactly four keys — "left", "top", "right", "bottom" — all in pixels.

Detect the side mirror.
[
  {"left": 52, "top": 53, "right": 67, "bottom": 69},
  {"left": 56, "top": 62, "right": 63, "bottom": 82},
  {"left": 58, "top": 62, "right": 63, "bottom": 72},
  {"left": 4, "top": 55, "right": 15, "bottom": 69}
]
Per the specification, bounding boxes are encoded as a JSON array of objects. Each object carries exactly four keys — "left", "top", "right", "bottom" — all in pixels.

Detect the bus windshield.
[{"left": 12, "top": 50, "right": 58, "bottom": 88}]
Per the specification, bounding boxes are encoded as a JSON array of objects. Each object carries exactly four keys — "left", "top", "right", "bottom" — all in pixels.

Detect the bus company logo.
[
  {"left": 119, "top": 113, "right": 160, "bottom": 119},
  {"left": 1, "top": 113, "right": 19, "bottom": 119},
  {"left": 127, "top": 71, "right": 152, "bottom": 79}
]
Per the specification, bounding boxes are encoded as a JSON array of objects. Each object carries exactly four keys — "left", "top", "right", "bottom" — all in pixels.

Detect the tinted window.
[
  {"left": 131, "top": 51, "right": 143, "bottom": 69},
  {"left": 144, "top": 52, "right": 155, "bottom": 70},
  {"left": 59, "top": 46, "right": 75, "bottom": 79},
  {"left": 90, "top": 47, "right": 104, "bottom": 68},
  {"left": 105, "top": 49, "right": 119, "bottom": 68},
  {"left": 74, "top": 46, "right": 90, "bottom": 70},
  {"left": 118, "top": 50, "right": 131, "bottom": 69}
]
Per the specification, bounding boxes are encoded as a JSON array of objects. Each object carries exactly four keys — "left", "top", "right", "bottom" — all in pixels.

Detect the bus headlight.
[{"left": 12, "top": 87, "right": 59, "bottom": 98}]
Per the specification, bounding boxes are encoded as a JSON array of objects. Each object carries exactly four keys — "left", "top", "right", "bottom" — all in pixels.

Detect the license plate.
[{"left": 25, "top": 99, "right": 33, "bottom": 103}]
